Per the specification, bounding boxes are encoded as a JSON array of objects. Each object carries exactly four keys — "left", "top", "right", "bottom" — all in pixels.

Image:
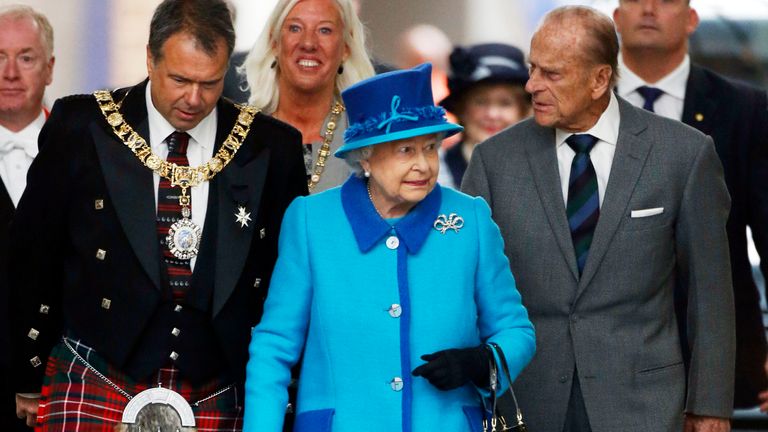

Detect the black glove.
[{"left": 412, "top": 346, "right": 490, "bottom": 390}]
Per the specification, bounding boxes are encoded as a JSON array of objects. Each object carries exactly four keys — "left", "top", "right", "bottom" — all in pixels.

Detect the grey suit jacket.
[{"left": 462, "top": 97, "right": 735, "bottom": 432}]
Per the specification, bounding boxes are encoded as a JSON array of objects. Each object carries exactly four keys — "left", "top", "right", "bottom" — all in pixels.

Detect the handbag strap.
[
  {"left": 488, "top": 342, "right": 524, "bottom": 425},
  {"left": 482, "top": 344, "right": 499, "bottom": 432}
]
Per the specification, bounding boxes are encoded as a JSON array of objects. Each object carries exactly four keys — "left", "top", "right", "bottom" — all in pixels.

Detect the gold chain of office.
[
  {"left": 93, "top": 90, "right": 259, "bottom": 198},
  {"left": 308, "top": 101, "right": 344, "bottom": 191}
]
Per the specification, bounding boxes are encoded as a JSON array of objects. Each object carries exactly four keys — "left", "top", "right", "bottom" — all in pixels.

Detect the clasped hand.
[{"left": 412, "top": 346, "right": 490, "bottom": 390}]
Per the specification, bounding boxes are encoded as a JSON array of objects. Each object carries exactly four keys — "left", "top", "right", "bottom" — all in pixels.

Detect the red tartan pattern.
[
  {"left": 158, "top": 131, "right": 193, "bottom": 302},
  {"left": 36, "top": 339, "right": 242, "bottom": 431}
]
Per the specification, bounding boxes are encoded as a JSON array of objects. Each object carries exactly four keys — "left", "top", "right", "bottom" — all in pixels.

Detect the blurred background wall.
[{"left": 2, "top": 0, "right": 766, "bottom": 107}]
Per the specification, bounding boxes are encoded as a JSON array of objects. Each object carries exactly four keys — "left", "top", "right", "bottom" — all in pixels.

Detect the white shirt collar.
[
  {"left": 556, "top": 91, "right": 621, "bottom": 148},
  {"left": 0, "top": 110, "right": 46, "bottom": 158},
  {"left": 144, "top": 81, "right": 217, "bottom": 151},
  {"left": 616, "top": 54, "right": 690, "bottom": 101}
]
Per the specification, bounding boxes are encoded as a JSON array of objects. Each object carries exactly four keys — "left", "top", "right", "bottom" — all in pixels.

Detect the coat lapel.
[
  {"left": 92, "top": 81, "right": 162, "bottom": 290},
  {"left": 212, "top": 102, "right": 269, "bottom": 317},
  {"left": 0, "top": 181, "right": 13, "bottom": 234},
  {"left": 682, "top": 65, "right": 717, "bottom": 136},
  {"left": 576, "top": 99, "right": 651, "bottom": 293},
  {"left": 525, "top": 124, "right": 579, "bottom": 281},
  {"left": 0, "top": 181, "right": 13, "bottom": 215}
]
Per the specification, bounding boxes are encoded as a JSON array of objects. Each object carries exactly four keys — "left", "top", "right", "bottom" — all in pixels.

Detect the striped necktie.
[
  {"left": 636, "top": 86, "right": 663, "bottom": 112},
  {"left": 566, "top": 134, "right": 599, "bottom": 275},
  {"left": 157, "top": 131, "right": 192, "bottom": 300}
]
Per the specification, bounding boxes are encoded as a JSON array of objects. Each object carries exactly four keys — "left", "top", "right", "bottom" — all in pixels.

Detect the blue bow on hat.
[{"left": 335, "top": 63, "right": 463, "bottom": 158}]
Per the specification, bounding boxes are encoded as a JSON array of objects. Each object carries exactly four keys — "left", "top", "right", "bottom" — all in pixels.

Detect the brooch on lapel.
[
  {"left": 433, "top": 213, "right": 464, "bottom": 234},
  {"left": 235, "top": 206, "right": 252, "bottom": 228}
]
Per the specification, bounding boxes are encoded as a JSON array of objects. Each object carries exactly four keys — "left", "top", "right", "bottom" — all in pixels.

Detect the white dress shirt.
[
  {"left": 616, "top": 54, "right": 690, "bottom": 121},
  {"left": 0, "top": 111, "right": 45, "bottom": 207},
  {"left": 145, "top": 82, "right": 217, "bottom": 269},
  {"left": 556, "top": 92, "right": 621, "bottom": 207}
]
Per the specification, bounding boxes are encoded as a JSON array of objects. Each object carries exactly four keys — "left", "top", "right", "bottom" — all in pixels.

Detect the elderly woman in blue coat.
[{"left": 243, "top": 63, "right": 535, "bottom": 432}]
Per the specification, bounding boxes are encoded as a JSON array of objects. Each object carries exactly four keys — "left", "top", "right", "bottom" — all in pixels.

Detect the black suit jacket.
[
  {"left": 681, "top": 64, "right": 768, "bottom": 407},
  {"left": 1, "top": 182, "right": 27, "bottom": 431},
  {"left": 7, "top": 80, "right": 308, "bottom": 393}
]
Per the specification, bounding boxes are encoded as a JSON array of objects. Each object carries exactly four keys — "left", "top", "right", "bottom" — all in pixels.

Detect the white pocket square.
[{"left": 631, "top": 207, "right": 664, "bottom": 218}]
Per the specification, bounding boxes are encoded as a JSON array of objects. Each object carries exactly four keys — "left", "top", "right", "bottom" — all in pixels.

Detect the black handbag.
[{"left": 483, "top": 342, "right": 528, "bottom": 432}]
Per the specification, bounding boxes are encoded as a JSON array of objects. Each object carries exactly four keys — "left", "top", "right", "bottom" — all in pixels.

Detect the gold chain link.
[
  {"left": 307, "top": 101, "right": 344, "bottom": 191},
  {"left": 93, "top": 90, "right": 259, "bottom": 196}
]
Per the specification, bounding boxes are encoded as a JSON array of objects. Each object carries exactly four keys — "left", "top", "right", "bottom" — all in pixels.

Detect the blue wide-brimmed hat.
[{"left": 335, "top": 63, "right": 463, "bottom": 158}]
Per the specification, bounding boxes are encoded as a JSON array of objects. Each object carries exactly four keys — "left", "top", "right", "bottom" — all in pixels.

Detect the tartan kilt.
[{"left": 35, "top": 338, "right": 242, "bottom": 431}]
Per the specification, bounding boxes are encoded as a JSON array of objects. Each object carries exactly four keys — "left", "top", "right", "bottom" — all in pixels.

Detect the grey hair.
[
  {"left": 242, "top": 0, "right": 375, "bottom": 113},
  {"left": 342, "top": 133, "right": 447, "bottom": 176},
  {"left": 539, "top": 5, "right": 619, "bottom": 87},
  {"left": 0, "top": 5, "right": 54, "bottom": 60},
  {"left": 343, "top": 145, "right": 374, "bottom": 177}
]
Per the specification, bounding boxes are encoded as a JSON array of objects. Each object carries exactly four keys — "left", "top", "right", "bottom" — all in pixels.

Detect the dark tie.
[
  {"left": 566, "top": 134, "right": 599, "bottom": 275},
  {"left": 157, "top": 131, "right": 192, "bottom": 300},
  {"left": 636, "top": 86, "right": 663, "bottom": 112}
]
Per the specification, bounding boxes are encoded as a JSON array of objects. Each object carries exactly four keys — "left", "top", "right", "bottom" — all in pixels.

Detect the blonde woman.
[{"left": 243, "top": 0, "right": 374, "bottom": 193}]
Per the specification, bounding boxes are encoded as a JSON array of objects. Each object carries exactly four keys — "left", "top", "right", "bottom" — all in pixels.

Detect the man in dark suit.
[
  {"left": 463, "top": 6, "right": 734, "bottom": 431},
  {"left": 0, "top": 5, "right": 55, "bottom": 431},
  {"left": 614, "top": 0, "right": 768, "bottom": 410},
  {"left": 9, "top": 0, "right": 306, "bottom": 429}
]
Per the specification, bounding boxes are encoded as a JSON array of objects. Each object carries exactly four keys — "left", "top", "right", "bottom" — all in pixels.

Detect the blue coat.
[{"left": 244, "top": 175, "right": 535, "bottom": 432}]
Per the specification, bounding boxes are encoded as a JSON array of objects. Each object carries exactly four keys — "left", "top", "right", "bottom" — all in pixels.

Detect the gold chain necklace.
[
  {"left": 308, "top": 101, "right": 344, "bottom": 191},
  {"left": 93, "top": 89, "right": 259, "bottom": 259}
]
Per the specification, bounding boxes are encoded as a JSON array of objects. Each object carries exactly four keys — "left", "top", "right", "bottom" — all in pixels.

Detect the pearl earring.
[{"left": 364, "top": 171, "right": 370, "bottom": 178}]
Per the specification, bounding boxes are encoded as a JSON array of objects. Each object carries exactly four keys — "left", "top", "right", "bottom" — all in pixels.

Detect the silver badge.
[
  {"left": 235, "top": 206, "right": 252, "bottom": 228},
  {"left": 122, "top": 387, "right": 196, "bottom": 427},
  {"left": 433, "top": 213, "right": 464, "bottom": 234},
  {"left": 167, "top": 218, "right": 202, "bottom": 260}
]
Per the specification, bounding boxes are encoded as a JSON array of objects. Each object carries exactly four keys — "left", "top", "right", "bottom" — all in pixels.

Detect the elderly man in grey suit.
[{"left": 462, "top": 6, "right": 734, "bottom": 432}]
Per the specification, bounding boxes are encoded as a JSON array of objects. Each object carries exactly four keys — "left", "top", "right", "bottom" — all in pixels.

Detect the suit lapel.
[
  {"left": 92, "top": 81, "right": 162, "bottom": 290},
  {"left": 525, "top": 124, "right": 580, "bottom": 281},
  {"left": 682, "top": 65, "right": 717, "bottom": 136},
  {"left": 212, "top": 102, "right": 269, "bottom": 317},
  {"left": 576, "top": 99, "right": 651, "bottom": 293},
  {"left": 0, "top": 181, "right": 13, "bottom": 230},
  {"left": 0, "top": 181, "right": 13, "bottom": 214}
]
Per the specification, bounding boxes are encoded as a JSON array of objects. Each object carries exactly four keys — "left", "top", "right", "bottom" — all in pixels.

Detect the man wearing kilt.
[{"left": 8, "top": 0, "right": 307, "bottom": 430}]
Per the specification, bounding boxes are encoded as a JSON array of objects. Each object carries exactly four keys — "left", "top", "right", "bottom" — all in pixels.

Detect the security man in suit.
[
  {"left": 0, "top": 5, "right": 55, "bottom": 431},
  {"left": 463, "top": 6, "right": 734, "bottom": 432},
  {"left": 613, "top": 0, "right": 768, "bottom": 410},
  {"left": 9, "top": 0, "right": 306, "bottom": 430}
]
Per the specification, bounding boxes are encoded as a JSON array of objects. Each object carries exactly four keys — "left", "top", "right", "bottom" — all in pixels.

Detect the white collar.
[
  {"left": 0, "top": 110, "right": 46, "bottom": 158},
  {"left": 617, "top": 54, "right": 690, "bottom": 101},
  {"left": 556, "top": 92, "right": 620, "bottom": 148},
  {"left": 145, "top": 81, "right": 217, "bottom": 151}
]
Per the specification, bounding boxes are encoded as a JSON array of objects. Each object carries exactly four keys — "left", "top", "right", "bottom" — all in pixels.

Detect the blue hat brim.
[{"left": 335, "top": 123, "right": 464, "bottom": 158}]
